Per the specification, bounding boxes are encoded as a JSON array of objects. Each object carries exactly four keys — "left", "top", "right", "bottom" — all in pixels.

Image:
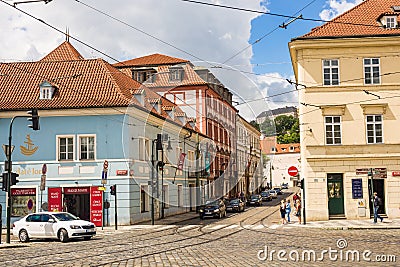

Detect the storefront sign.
[
  {"left": 90, "top": 186, "right": 103, "bottom": 227},
  {"left": 116, "top": 170, "right": 128, "bottom": 176},
  {"left": 64, "top": 187, "right": 90, "bottom": 194},
  {"left": 392, "top": 171, "right": 400, "bottom": 176},
  {"left": 356, "top": 168, "right": 387, "bottom": 178},
  {"left": 11, "top": 188, "right": 36, "bottom": 196},
  {"left": 48, "top": 187, "right": 62, "bottom": 212},
  {"left": 352, "top": 179, "right": 363, "bottom": 199}
]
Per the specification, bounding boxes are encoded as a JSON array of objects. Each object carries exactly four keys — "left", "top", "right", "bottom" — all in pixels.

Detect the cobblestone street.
[{"left": 1, "top": 202, "right": 399, "bottom": 267}]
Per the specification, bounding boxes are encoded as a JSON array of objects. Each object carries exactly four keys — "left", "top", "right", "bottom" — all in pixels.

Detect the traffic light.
[
  {"left": 27, "top": 108, "right": 40, "bottom": 130},
  {"left": 157, "top": 161, "right": 165, "bottom": 171},
  {"left": 1, "top": 173, "right": 8, "bottom": 191},
  {"left": 110, "top": 184, "right": 116, "bottom": 196},
  {"left": 10, "top": 172, "right": 19, "bottom": 186}
]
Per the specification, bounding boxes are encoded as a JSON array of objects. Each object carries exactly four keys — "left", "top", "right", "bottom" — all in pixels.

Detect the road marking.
[
  {"left": 157, "top": 225, "right": 176, "bottom": 231},
  {"left": 225, "top": 225, "right": 239, "bottom": 229},
  {"left": 269, "top": 224, "right": 281, "bottom": 229},
  {"left": 179, "top": 225, "right": 199, "bottom": 230},
  {"left": 207, "top": 224, "right": 227, "bottom": 230}
]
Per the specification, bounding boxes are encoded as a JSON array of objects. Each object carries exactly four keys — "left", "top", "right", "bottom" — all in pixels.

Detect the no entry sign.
[{"left": 288, "top": 166, "right": 298, "bottom": 177}]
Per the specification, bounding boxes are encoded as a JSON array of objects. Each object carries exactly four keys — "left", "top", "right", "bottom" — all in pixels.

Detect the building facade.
[
  {"left": 289, "top": 0, "right": 400, "bottom": 220},
  {"left": 0, "top": 41, "right": 203, "bottom": 226}
]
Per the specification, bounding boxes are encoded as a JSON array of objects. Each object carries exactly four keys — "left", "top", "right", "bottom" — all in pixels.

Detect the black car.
[
  {"left": 260, "top": 191, "right": 272, "bottom": 201},
  {"left": 247, "top": 194, "right": 262, "bottom": 206},
  {"left": 199, "top": 199, "right": 227, "bottom": 219},
  {"left": 273, "top": 187, "right": 283, "bottom": 195},
  {"left": 226, "top": 198, "right": 245, "bottom": 212}
]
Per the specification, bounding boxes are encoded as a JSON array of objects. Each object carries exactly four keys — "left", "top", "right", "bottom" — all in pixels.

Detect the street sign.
[
  {"left": 103, "top": 160, "right": 109, "bottom": 171},
  {"left": 98, "top": 186, "right": 106, "bottom": 191},
  {"left": 288, "top": 166, "right": 298, "bottom": 177}
]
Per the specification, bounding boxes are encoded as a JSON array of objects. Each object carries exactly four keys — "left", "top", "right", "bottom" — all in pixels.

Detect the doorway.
[
  {"left": 368, "top": 178, "right": 385, "bottom": 216},
  {"left": 327, "top": 174, "right": 345, "bottom": 216},
  {"left": 63, "top": 192, "right": 90, "bottom": 221}
]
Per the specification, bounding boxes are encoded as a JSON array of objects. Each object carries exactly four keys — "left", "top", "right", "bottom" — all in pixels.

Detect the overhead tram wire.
[
  {"left": 73, "top": 0, "right": 219, "bottom": 69},
  {"left": 222, "top": 0, "right": 319, "bottom": 65}
]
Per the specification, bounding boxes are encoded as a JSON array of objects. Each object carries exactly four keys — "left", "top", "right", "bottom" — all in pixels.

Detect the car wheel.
[
  {"left": 19, "top": 229, "right": 29, "bottom": 243},
  {"left": 83, "top": 236, "right": 92, "bottom": 241},
  {"left": 59, "top": 229, "right": 69, "bottom": 243}
]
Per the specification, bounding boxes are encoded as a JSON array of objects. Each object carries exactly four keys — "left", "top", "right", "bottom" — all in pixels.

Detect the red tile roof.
[
  {"left": 0, "top": 59, "right": 141, "bottom": 110},
  {"left": 299, "top": 0, "right": 400, "bottom": 39},
  {"left": 40, "top": 41, "right": 84, "bottom": 61},
  {"left": 113, "top": 53, "right": 189, "bottom": 67}
]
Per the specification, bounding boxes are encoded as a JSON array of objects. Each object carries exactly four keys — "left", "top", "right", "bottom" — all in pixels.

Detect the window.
[
  {"left": 169, "top": 67, "right": 184, "bottom": 81},
  {"left": 325, "top": 116, "right": 341, "bottom": 145},
  {"left": 364, "top": 58, "right": 380, "bottom": 85},
  {"left": 132, "top": 69, "right": 156, "bottom": 83},
  {"left": 323, "top": 59, "right": 339, "bottom": 85},
  {"left": 79, "top": 135, "right": 95, "bottom": 160},
  {"left": 58, "top": 136, "right": 74, "bottom": 161},
  {"left": 366, "top": 115, "right": 383, "bottom": 144},
  {"left": 163, "top": 185, "right": 169, "bottom": 208},
  {"left": 386, "top": 17, "right": 396, "bottom": 28},
  {"left": 140, "top": 185, "right": 149, "bottom": 212},
  {"left": 139, "top": 138, "right": 150, "bottom": 161}
]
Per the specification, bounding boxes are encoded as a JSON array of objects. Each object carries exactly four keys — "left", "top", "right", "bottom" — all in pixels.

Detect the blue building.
[{"left": 0, "top": 41, "right": 202, "bottom": 226}]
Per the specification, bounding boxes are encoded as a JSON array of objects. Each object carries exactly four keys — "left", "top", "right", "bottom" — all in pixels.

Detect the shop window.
[
  {"left": 11, "top": 188, "right": 37, "bottom": 217},
  {"left": 141, "top": 185, "right": 149, "bottom": 213},
  {"left": 57, "top": 135, "right": 74, "bottom": 161},
  {"left": 78, "top": 135, "right": 95, "bottom": 160}
]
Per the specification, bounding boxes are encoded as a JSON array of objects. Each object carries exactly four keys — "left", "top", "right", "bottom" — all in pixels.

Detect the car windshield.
[
  {"left": 52, "top": 213, "right": 79, "bottom": 221},
  {"left": 229, "top": 199, "right": 239, "bottom": 204},
  {"left": 261, "top": 192, "right": 269, "bottom": 196},
  {"left": 205, "top": 200, "right": 219, "bottom": 206},
  {"left": 250, "top": 195, "right": 259, "bottom": 199}
]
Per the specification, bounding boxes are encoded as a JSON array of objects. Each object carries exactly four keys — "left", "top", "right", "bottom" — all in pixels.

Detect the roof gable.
[
  {"left": 40, "top": 41, "right": 84, "bottom": 62},
  {"left": 299, "top": 0, "right": 400, "bottom": 39}
]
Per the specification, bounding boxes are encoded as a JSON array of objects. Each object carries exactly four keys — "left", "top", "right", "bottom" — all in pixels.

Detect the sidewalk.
[{"left": 277, "top": 218, "right": 400, "bottom": 230}]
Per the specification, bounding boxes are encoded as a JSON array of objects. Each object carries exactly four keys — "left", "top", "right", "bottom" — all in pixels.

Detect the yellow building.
[{"left": 289, "top": 0, "right": 400, "bottom": 220}]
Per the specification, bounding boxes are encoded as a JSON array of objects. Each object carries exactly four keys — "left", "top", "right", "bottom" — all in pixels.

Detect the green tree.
[
  {"left": 259, "top": 117, "right": 276, "bottom": 137},
  {"left": 274, "top": 115, "right": 300, "bottom": 144}
]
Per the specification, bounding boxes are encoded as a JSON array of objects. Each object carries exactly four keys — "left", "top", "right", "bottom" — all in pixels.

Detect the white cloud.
[{"left": 319, "top": 0, "right": 363, "bottom": 21}]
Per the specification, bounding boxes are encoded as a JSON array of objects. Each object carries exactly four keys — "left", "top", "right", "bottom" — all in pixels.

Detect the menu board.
[{"left": 352, "top": 179, "right": 363, "bottom": 199}]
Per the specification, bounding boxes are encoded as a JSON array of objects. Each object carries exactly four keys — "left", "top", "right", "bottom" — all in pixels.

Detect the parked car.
[
  {"left": 226, "top": 198, "right": 246, "bottom": 212},
  {"left": 199, "top": 199, "right": 227, "bottom": 219},
  {"left": 12, "top": 212, "right": 96, "bottom": 243},
  {"left": 247, "top": 194, "right": 262, "bottom": 206},
  {"left": 273, "top": 187, "right": 283, "bottom": 195},
  {"left": 281, "top": 183, "right": 289, "bottom": 189},
  {"left": 268, "top": 190, "right": 278, "bottom": 198},
  {"left": 260, "top": 191, "right": 272, "bottom": 201}
]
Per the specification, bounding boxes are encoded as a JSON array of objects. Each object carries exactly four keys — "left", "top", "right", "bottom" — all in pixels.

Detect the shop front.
[
  {"left": 47, "top": 186, "right": 103, "bottom": 226},
  {"left": 11, "top": 188, "right": 37, "bottom": 217}
]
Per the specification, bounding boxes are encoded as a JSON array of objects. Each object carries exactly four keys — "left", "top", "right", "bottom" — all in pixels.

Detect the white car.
[
  {"left": 268, "top": 190, "right": 278, "bottom": 198},
  {"left": 12, "top": 212, "right": 96, "bottom": 243}
]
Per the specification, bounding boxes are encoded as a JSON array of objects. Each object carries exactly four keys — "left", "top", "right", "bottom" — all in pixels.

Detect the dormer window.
[
  {"left": 132, "top": 69, "right": 156, "bottom": 83},
  {"left": 39, "top": 81, "right": 56, "bottom": 100},
  {"left": 386, "top": 16, "right": 397, "bottom": 28},
  {"left": 169, "top": 67, "right": 184, "bottom": 82}
]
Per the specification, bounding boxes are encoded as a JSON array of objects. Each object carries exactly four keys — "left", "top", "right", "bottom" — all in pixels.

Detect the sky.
[{"left": 0, "top": 0, "right": 363, "bottom": 121}]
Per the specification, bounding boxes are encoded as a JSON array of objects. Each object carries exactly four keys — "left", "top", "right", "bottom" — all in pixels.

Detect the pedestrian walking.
[
  {"left": 373, "top": 192, "right": 383, "bottom": 223},
  {"left": 295, "top": 199, "right": 301, "bottom": 224},
  {"left": 286, "top": 199, "right": 292, "bottom": 223},
  {"left": 280, "top": 200, "right": 287, "bottom": 224},
  {"left": 293, "top": 193, "right": 300, "bottom": 208}
]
